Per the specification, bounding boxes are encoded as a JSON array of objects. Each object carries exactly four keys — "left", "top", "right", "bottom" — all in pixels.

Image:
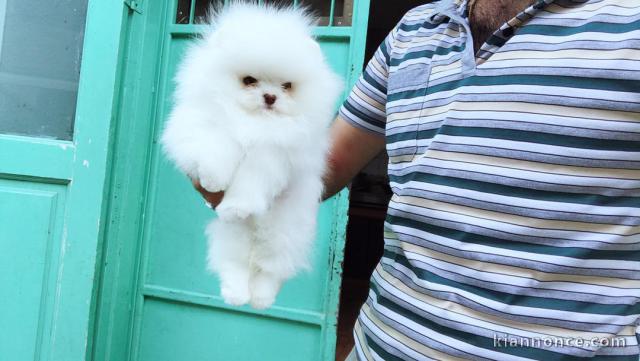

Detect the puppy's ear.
[
  {"left": 205, "top": 28, "right": 225, "bottom": 47},
  {"left": 305, "top": 37, "right": 323, "bottom": 56}
]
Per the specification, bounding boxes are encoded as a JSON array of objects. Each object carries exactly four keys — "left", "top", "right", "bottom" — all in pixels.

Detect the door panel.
[
  {"left": 93, "top": 1, "right": 370, "bottom": 360},
  {"left": 0, "top": 1, "right": 127, "bottom": 360},
  {"left": 0, "top": 181, "right": 65, "bottom": 360},
  {"left": 138, "top": 299, "right": 322, "bottom": 360}
]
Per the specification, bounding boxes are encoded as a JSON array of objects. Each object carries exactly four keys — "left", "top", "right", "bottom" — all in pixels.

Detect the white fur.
[{"left": 161, "top": 2, "right": 343, "bottom": 309}]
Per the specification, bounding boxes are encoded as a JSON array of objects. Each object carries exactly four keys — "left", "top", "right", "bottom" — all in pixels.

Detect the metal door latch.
[{"left": 124, "top": 0, "right": 142, "bottom": 14}]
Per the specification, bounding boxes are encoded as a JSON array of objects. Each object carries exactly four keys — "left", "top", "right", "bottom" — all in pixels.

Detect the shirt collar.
[
  {"left": 432, "top": 0, "right": 557, "bottom": 21},
  {"left": 430, "top": 0, "right": 476, "bottom": 74},
  {"left": 428, "top": 0, "right": 557, "bottom": 74}
]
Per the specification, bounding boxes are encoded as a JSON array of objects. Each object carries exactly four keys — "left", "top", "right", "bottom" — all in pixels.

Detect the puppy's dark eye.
[
  {"left": 282, "top": 82, "right": 293, "bottom": 90},
  {"left": 242, "top": 76, "right": 258, "bottom": 86}
]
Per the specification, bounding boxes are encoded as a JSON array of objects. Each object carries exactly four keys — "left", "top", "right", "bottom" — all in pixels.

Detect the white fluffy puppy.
[{"left": 161, "top": 3, "right": 342, "bottom": 309}]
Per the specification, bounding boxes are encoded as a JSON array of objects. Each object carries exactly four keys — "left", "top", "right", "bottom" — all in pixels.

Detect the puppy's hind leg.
[
  {"left": 248, "top": 269, "right": 285, "bottom": 310},
  {"left": 249, "top": 177, "right": 321, "bottom": 309},
  {"left": 206, "top": 218, "right": 253, "bottom": 306}
]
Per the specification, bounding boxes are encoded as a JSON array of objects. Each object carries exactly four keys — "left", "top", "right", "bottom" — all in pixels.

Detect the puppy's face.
[
  {"left": 234, "top": 73, "right": 297, "bottom": 116},
  {"left": 176, "top": 9, "right": 342, "bottom": 124},
  {"left": 202, "top": 22, "right": 329, "bottom": 120}
]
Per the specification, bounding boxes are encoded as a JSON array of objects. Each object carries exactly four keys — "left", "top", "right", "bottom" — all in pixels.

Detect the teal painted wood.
[
  {"left": 0, "top": 180, "right": 67, "bottom": 361},
  {"left": 0, "top": 1, "right": 128, "bottom": 360},
  {"left": 0, "top": 135, "right": 74, "bottom": 181},
  {"left": 319, "top": 1, "right": 371, "bottom": 358},
  {"left": 92, "top": 1, "right": 371, "bottom": 361}
]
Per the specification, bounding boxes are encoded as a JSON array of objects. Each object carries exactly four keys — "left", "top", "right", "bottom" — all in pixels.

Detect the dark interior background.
[{"left": 364, "top": 0, "right": 428, "bottom": 62}]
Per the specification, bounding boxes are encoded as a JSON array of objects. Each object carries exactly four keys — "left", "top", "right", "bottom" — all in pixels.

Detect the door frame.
[
  {"left": 48, "top": 1, "right": 130, "bottom": 359},
  {"left": 90, "top": 1, "right": 371, "bottom": 360}
]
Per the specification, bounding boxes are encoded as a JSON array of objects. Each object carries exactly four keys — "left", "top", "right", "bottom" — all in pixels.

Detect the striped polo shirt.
[{"left": 338, "top": 0, "right": 640, "bottom": 359}]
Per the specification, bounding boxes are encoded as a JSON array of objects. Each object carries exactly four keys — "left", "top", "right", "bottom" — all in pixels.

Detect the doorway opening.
[{"left": 334, "top": 1, "right": 426, "bottom": 360}]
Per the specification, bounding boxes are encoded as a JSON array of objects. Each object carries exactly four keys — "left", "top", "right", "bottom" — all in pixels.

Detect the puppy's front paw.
[
  {"left": 200, "top": 177, "right": 225, "bottom": 193},
  {"left": 198, "top": 165, "right": 232, "bottom": 193},
  {"left": 216, "top": 198, "right": 268, "bottom": 220}
]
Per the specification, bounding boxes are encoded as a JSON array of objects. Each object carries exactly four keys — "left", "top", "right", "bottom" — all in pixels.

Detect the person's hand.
[{"left": 192, "top": 179, "right": 225, "bottom": 209}]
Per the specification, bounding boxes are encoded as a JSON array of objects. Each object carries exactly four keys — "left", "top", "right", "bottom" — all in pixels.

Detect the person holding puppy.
[{"left": 197, "top": 0, "right": 640, "bottom": 359}]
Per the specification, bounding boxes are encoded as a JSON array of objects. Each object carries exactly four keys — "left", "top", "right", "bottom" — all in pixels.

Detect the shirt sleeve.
[{"left": 338, "top": 26, "right": 397, "bottom": 136}]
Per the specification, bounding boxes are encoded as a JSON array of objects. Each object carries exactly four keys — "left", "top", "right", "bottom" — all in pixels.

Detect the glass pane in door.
[{"left": 0, "top": 0, "right": 88, "bottom": 140}]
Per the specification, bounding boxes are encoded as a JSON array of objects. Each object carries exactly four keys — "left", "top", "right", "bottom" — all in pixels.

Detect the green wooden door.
[
  {"left": 0, "top": 1, "right": 127, "bottom": 360},
  {"left": 92, "top": 1, "right": 370, "bottom": 360}
]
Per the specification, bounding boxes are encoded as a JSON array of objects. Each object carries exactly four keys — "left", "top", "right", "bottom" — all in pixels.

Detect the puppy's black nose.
[{"left": 263, "top": 94, "right": 277, "bottom": 106}]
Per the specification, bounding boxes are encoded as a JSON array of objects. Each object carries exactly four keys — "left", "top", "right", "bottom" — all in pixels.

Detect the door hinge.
[{"left": 124, "top": 0, "right": 142, "bottom": 14}]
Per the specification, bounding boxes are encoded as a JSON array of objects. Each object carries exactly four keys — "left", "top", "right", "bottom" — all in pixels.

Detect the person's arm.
[
  {"left": 192, "top": 115, "right": 384, "bottom": 207},
  {"left": 322, "top": 116, "right": 385, "bottom": 200}
]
